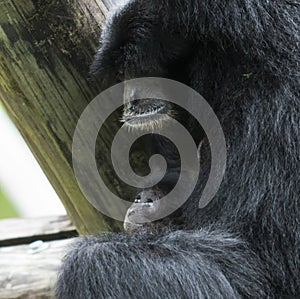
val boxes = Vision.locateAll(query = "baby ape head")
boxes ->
[124,189,162,233]
[124,188,184,233]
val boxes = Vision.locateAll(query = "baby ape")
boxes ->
[56,1,300,298]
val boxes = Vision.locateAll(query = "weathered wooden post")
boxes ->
[0,0,125,234]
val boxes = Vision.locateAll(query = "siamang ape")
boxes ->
[56,1,300,298]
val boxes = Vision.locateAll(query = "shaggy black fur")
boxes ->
[56,1,300,298]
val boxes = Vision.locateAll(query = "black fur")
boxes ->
[56,1,300,298]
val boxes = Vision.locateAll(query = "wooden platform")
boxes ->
[0,216,77,298]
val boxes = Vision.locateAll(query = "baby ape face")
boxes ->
[124,189,164,233]
[124,182,185,233]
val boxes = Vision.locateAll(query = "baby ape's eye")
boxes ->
[145,198,154,207]
[134,195,141,203]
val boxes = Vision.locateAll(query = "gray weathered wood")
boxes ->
[0,239,73,299]
[0,215,77,247]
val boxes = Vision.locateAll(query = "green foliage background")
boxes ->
[0,104,19,219]
[0,186,18,219]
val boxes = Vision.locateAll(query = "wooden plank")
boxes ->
[0,239,74,299]
[0,215,77,247]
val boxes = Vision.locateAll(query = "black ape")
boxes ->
[56,1,300,298]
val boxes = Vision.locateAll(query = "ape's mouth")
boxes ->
[121,99,171,130]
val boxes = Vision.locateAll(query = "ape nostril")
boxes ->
[146,198,153,203]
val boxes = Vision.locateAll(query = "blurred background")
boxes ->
[0,104,66,219]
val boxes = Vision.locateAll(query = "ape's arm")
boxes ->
[55,229,270,299]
